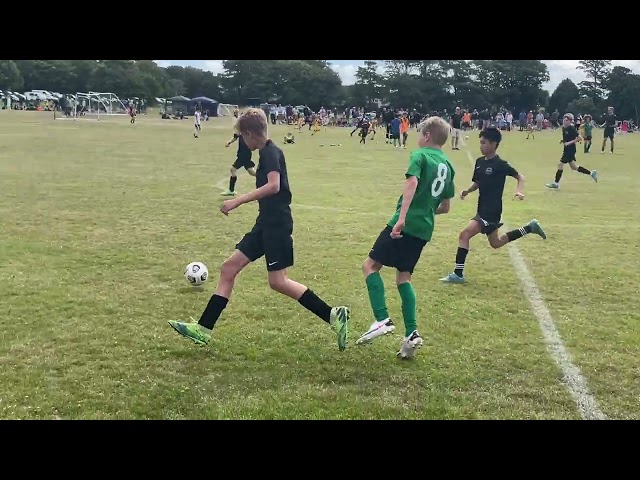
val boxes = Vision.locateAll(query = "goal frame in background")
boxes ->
[73,92,129,120]
[217,103,239,118]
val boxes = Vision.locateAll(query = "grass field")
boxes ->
[1,110,638,420]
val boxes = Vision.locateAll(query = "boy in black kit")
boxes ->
[441,127,547,284]
[545,113,598,189]
[221,130,256,196]
[168,109,350,350]
[359,117,371,145]
[600,106,618,154]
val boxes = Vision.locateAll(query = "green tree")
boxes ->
[353,60,383,106]
[472,60,549,112]
[577,60,612,101]
[567,97,598,116]
[0,60,23,91]
[547,78,580,114]
[604,66,640,122]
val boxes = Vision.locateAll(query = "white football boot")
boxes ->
[396,330,423,359]
[355,319,395,345]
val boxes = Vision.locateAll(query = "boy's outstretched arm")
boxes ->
[460,182,479,199]
[436,198,451,214]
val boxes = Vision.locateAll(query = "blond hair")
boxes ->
[236,108,268,136]
[419,116,449,146]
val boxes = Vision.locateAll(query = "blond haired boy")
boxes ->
[356,117,455,359]
[169,109,350,351]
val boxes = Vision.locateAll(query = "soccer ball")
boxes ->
[184,261,208,286]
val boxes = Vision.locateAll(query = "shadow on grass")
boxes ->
[178,286,207,294]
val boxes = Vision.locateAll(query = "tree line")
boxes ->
[0,60,638,120]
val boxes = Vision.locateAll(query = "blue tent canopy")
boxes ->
[188,96,220,116]
[190,96,217,103]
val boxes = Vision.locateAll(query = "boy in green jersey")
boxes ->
[356,116,455,359]
[582,114,593,153]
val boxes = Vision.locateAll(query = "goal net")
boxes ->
[73,92,129,119]
[217,103,239,118]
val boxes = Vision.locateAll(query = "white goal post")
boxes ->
[217,103,239,117]
[73,92,129,119]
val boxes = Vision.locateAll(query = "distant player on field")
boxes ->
[356,117,455,359]
[221,129,257,196]
[390,114,402,148]
[350,116,364,137]
[311,115,322,135]
[525,111,534,139]
[359,116,371,145]
[193,109,201,138]
[600,106,618,154]
[441,127,547,284]
[450,106,462,150]
[383,108,394,143]
[168,109,350,350]
[581,114,593,153]
[545,114,598,189]
[400,114,410,148]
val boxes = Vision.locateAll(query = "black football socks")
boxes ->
[198,289,333,330]
[298,289,332,323]
[555,169,563,183]
[506,224,533,242]
[454,247,469,278]
[198,294,229,330]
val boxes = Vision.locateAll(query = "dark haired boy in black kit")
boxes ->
[441,127,547,284]
[383,108,395,143]
[545,113,598,189]
[350,116,364,137]
[600,106,618,154]
[221,131,256,196]
[169,109,350,350]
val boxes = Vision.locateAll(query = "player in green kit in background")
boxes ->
[582,114,593,153]
[356,117,455,359]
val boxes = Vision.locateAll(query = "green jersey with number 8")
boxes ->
[387,147,455,242]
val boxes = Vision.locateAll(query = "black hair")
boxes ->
[479,126,502,147]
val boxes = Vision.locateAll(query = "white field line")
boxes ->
[213,138,606,419]
[214,174,379,216]
[459,136,606,420]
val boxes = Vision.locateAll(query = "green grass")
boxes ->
[1,111,638,419]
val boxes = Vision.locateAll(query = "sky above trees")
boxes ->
[156,60,640,93]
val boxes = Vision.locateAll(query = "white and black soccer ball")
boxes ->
[184,261,208,286]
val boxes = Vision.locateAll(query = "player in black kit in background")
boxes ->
[600,106,618,154]
[359,117,371,145]
[440,127,547,283]
[350,116,364,137]
[383,108,394,143]
[221,131,256,196]
[168,109,351,351]
[546,113,598,189]
[450,107,463,150]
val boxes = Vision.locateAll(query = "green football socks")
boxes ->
[366,272,389,322]
[397,282,417,336]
